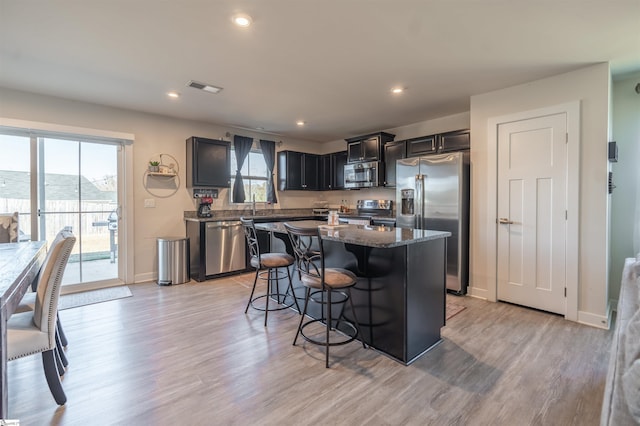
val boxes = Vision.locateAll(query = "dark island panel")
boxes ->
[258,222,449,365]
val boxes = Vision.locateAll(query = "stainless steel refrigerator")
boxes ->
[396,151,470,294]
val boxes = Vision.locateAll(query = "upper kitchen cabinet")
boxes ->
[438,129,470,152]
[320,151,348,190]
[186,136,231,187]
[277,150,319,190]
[383,140,406,187]
[405,130,470,157]
[406,135,437,157]
[345,132,395,163]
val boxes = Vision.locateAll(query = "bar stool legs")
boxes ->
[285,222,367,368]
[245,264,300,326]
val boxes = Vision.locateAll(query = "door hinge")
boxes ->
[565,133,568,143]
[565,210,568,220]
[564,287,567,297]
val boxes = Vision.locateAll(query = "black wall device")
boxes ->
[609,172,616,194]
[608,141,618,162]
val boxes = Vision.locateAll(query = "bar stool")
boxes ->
[240,218,301,326]
[284,222,366,368]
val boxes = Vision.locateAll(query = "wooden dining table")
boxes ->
[0,241,47,419]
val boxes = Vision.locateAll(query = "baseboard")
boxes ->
[134,272,156,284]
[467,285,489,300]
[577,309,610,330]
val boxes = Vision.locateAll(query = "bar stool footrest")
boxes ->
[298,318,359,347]
[249,293,296,312]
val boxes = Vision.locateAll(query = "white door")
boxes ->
[497,113,567,314]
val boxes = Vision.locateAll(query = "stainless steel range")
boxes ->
[338,199,395,226]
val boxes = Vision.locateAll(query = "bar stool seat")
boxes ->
[285,222,366,368]
[250,253,294,269]
[300,268,357,289]
[241,217,301,326]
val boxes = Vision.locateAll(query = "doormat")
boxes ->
[59,286,132,310]
[446,302,466,320]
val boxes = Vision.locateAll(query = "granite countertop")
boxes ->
[255,220,450,248]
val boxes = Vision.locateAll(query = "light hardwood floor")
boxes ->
[8,273,612,425]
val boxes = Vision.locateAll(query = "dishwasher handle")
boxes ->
[206,221,241,229]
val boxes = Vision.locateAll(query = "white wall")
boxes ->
[609,71,640,302]
[0,87,472,281]
[321,112,470,154]
[0,87,324,282]
[469,63,611,327]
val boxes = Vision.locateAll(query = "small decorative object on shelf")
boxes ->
[149,161,160,172]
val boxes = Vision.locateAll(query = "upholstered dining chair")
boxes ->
[284,222,366,368]
[14,230,72,370]
[7,229,75,405]
[240,217,301,326]
[0,212,19,243]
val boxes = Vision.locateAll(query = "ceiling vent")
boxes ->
[186,80,223,94]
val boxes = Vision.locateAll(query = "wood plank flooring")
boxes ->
[7,273,613,425]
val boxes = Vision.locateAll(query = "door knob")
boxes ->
[498,218,514,224]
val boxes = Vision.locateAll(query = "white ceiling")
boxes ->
[1,1,639,142]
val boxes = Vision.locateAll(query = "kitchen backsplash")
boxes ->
[195,186,395,213]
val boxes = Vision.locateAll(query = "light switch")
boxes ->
[144,198,156,208]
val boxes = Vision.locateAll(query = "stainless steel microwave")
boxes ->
[344,161,383,189]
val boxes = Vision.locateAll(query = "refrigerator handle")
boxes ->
[415,174,422,229]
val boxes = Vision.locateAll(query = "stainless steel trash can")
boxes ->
[157,236,190,285]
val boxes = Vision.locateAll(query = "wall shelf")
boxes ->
[143,153,180,198]
[146,171,177,178]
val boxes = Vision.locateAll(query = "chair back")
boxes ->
[240,217,261,261]
[33,230,76,346]
[0,212,19,243]
[284,223,324,286]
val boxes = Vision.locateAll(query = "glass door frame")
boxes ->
[0,119,134,292]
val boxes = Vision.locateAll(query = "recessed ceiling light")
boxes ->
[256,127,264,130]
[391,87,405,94]
[167,91,180,99]
[186,80,223,94]
[296,121,305,126]
[232,13,253,27]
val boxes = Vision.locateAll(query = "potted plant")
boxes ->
[149,161,160,172]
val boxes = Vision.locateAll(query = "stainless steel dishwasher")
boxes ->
[205,221,246,276]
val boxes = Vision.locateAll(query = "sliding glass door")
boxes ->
[0,133,123,290]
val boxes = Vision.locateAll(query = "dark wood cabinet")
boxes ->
[277,150,319,190]
[186,137,231,187]
[320,154,331,190]
[320,151,347,190]
[438,129,470,152]
[406,135,437,157]
[383,140,406,187]
[332,151,347,190]
[346,132,395,163]
[406,130,470,157]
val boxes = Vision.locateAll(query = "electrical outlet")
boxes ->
[144,198,156,208]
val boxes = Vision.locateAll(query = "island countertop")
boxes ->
[255,220,450,249]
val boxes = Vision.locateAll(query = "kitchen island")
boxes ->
[255,220,450,365]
